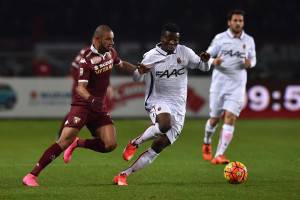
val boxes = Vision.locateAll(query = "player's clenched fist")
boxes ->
[244,58,251,69]
[199,52,211,62]
[213,57,223,66]
[137,63,150,74]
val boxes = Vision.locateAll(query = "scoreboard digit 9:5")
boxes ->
[241,83,300,118]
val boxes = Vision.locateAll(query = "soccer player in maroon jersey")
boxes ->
[57,46,114,138]
[22,25,147,187]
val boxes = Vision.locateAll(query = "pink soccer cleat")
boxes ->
[113,173,128,186]
[63,137,79,163]
[211,155,230,165]
[22,173,39,187]
[202,143,212,161]
[122,141,138,161]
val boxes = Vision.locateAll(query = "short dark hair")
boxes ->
[227,9,245,21]
[93,25,112,38]
[161,23,180,35]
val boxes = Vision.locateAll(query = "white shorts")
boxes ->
[209,92,244,117]
[148,103,184,144]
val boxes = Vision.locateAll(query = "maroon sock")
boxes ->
[31,143,63,176]
[78,138,110,153]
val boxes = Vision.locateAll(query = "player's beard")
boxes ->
[232,25,242,35]
[99,43,110,53]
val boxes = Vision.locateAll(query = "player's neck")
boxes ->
[97,47,109,54]
[230,29,242,38]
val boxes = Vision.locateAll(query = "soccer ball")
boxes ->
[224,161,248,184]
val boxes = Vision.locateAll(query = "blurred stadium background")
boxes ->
[0,0,299,199]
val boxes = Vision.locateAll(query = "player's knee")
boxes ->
[151,135,171,153]
[157,113,172,133]
[103,142,117,152]
[224,112,236,125]
[209,118,219,127]
[158,124,172,133]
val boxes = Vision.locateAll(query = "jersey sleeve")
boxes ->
[185,46,210,71]
[247,37,257,68]
[78,58,91,83]
[207,35,221,58]
[141,51,154,66]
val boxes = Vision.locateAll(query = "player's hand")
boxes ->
[88,96,103,112]
[137,63,150,74]
[244,58,251,69]
[213,57,223,66]
[199,52,210,62]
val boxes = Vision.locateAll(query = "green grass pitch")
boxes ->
[0,119,299,200]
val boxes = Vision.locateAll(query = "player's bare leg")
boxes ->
[123,113,171,161]
[202,117,219,160]
[57,114,68,139]
[64,124,117,163]
[115,113,172,186]
[23,127,79,186]
[212,111,236,164]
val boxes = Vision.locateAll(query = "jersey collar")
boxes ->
[90,44,106,56]
[227,29,245,39]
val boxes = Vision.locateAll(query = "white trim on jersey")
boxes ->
[115,60,122,66]
[90,45,104,56]
[226,29,245,39]
[78,80,88,83]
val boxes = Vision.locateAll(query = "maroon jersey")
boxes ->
[71,45,121,108]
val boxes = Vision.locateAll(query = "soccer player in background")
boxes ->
[113,23,211,186]
[201,10,256,164]
[23,25,148,186]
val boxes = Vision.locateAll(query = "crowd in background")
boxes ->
[0,0,299,80]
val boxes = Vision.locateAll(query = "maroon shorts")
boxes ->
[63,106,113,137]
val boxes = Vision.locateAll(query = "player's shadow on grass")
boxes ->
[131,180,226,186]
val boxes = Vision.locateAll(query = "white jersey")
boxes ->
[140,44,210,116]
[207,29,256,93]
[207,29,256,117]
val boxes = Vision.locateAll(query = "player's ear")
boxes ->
[227,20,231,27]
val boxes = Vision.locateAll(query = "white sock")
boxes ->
[203,120,217,144]
[215,124,234,157]
[122,148,158,176]
[132,123,162,146]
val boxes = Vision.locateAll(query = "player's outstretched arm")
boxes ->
[118,61,136,74]
[118,61,150,74]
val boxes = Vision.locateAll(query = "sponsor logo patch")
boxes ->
[91,56,103,64]
[73,116,81,124]
[79,58,86,64]
[177,57,182,64]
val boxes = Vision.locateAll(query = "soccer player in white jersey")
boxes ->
[113,23,211,185]
[202,10,256,164]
